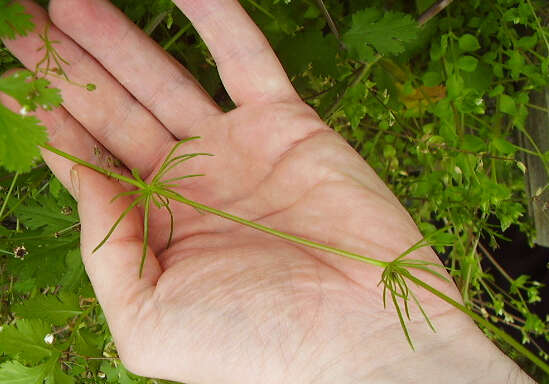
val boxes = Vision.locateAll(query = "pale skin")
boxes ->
[2,1,534,383]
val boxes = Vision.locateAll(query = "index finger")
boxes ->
[174,0,299,106]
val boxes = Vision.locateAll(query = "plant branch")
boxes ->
[405,272,549,374]
[314,0,342,44]
[40,143,142,189]
[418,0,455,26]
[159,189,387,268]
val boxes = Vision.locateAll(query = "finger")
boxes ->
[0,69,126,193]
[173,0,299,106]
[48,0,221,138]
[74,165,161,338]
[3,1,176,177]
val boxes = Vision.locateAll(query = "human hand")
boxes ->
[3,1,533,383]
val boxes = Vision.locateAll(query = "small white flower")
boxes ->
[475,98,484,106]
[19,106,29,116]
[97,371,106,379]
[44,334,54,344]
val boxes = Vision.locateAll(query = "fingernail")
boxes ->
[71,166,80,201]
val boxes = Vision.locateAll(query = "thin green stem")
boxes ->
[525,0,549,54]
[163,23,192,51]
[0,172,19,220]
[159,189,387,268]
[405,272,549,375]
[315,0,341,43]
[527,103,549,114]
[41,143,141,188]
[243,0,275,20]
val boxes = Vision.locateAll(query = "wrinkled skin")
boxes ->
[2,1,531,383]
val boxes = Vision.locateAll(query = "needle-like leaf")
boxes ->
[93,196,145,253]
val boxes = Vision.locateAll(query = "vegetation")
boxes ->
[0,0,548,382]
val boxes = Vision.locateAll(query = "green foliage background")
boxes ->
[0,0,548,382]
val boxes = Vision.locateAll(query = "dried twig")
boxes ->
[418,0,455,26]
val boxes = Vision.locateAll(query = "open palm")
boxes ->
[3,1,520,383]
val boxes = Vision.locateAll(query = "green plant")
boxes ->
[1,0,548,382]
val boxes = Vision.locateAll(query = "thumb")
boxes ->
[71,165,161,329]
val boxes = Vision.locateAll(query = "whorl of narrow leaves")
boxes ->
[0,0,35,39]
[343,8,418,62]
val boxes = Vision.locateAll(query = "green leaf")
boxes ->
[0,71,63,112]
[516,35,538,50]
[458,34,480,52]
[506,50,524,79]
[13,293,82,326]
[492,137,516,155]
[0,319,53,364]
[456,56,479,72]
[462,134,486,152]
[15,194,78,232]
[343,8,418,61]
[0,360,49,384]
[0,356,73,384]
[499,94,517,115]
[0,103,47,172]
[101,362,139,384]
[278,30,339,77]
[0,0,35,39]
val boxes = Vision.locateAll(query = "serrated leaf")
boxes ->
[344,8,418,61]
[0,319,53,364]
[100,362,139,384]
[13,293,82,326]
[0,0,35,39]
[0,103,47,172]
[6,236,79,290]
[59,248,88,294]
[0,355,71,384]
[0,360,48,384]
[15,194,78,232]
[0,71,63,112]
[45,365,74,384]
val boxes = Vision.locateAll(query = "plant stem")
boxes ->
[406,272,549,375]
[314,0,341,43]
[160,189,387,268]
[243,0,275,20]
[417,0,454,26]
[40,144,141,189]
[525,0,549,54]
[0,172,19,220]
[144,11,168,35]
[163,23,192,51]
